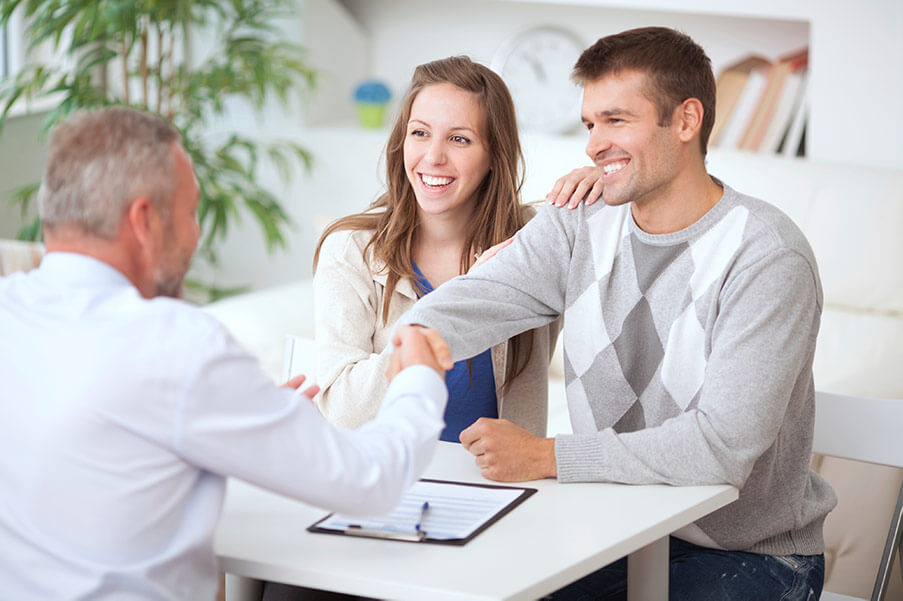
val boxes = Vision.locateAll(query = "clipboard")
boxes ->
[307,478,536,545]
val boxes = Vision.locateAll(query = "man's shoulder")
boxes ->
[138,295,229,344]
[727,187,814,258]
[717,186,819,288]
[530,198,621,230]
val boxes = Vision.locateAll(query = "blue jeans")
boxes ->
[548,537,825,601]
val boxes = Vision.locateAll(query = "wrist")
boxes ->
[543,437,557,478]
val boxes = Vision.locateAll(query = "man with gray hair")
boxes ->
[0,106,452,600]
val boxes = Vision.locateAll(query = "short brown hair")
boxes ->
[38,107,181,237]
[572,27,716,155]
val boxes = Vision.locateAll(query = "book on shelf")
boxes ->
[713,48,809,156]
[761,69,808,154]
[778,80,809,157]
[710,55,771,147]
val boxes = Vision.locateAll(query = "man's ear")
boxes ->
[674,98,704,144]
[125,196,156,253]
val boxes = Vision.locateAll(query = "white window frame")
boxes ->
[1,8,25,81]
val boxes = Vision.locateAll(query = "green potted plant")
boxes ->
[0,0,315,300]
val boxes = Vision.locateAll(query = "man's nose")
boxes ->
[585,128,612,164]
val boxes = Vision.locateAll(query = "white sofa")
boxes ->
[202,148,903,599]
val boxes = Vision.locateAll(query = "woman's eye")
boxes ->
[451,135,470,144]
[410,129,428,137]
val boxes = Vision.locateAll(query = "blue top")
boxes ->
[412,263,498,442]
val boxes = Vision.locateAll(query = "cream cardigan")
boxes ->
[313,228,559,436]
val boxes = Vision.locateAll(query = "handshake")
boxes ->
[385,325,454,382]
[284,325,451,400]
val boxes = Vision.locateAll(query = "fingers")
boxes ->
[567,175,605,209]
[280,374,307,390]
[459,417,497,454]
[581,176,605,207]
[281,375,319,404]
[423,328,453,370]
[387,325,452,380]
[546,174,570,207]
[459,419,482,450]
[385,350,402,383]
[301,384,320,401]
[546,167,604,208]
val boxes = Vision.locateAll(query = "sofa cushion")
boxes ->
[0,239,44,275]
[201,280,315,383]
[806,182,903,316]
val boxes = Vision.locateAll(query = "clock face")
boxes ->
[491,27,584,134]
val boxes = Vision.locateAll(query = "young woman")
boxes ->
[312,56,594,442]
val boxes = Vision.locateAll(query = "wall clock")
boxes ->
[491,26,585,134]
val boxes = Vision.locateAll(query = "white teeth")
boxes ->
[421,174,453,187]
[603,161,627,176]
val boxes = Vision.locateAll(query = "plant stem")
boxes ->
[156,25,164,114]
[121,38,129,104]
[140,22,148,108]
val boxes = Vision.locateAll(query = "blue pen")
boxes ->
[415,501,430,533]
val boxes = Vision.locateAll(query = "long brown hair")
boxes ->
[313,55,534,391]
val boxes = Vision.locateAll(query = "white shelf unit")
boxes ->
[300,0,903,170]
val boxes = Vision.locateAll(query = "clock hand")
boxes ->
[524,54,546,82]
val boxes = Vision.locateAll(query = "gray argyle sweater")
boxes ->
[400,183,837,555]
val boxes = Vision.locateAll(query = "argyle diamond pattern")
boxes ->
[562,204,750,434]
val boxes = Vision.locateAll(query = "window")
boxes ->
[1,9,25,82]
[0,23,8,79]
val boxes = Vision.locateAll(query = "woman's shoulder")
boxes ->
[319,227,377,268]
[322,227,375,251]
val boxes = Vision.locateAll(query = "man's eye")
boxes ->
[584,122,594,131]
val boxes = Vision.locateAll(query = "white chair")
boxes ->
[814,391,903,601]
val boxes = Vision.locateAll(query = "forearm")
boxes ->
[183,344,447,516]
[400,205,571,360]
[301,365,449,515]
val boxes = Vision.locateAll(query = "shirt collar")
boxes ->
[371,267,419,301]
[38,252,136,291]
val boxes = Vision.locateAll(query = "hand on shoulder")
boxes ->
[546,166,604,209]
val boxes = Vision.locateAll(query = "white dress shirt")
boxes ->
[0,253,447,600]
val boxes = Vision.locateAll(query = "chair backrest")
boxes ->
[813,391,903,468]
[814,390,903,601]
[281,334,318,385]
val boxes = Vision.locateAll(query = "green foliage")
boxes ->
[0,0,315,298]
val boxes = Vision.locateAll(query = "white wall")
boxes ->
[2,0,901,292]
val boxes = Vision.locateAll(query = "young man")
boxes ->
[398,27,835,599]
[0,106,452,600]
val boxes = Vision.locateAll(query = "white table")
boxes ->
[215,442,737,601]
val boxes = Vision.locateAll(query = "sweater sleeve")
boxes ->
[313,231,393,429]
[400,205,572,361]
[555,248,821,487]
